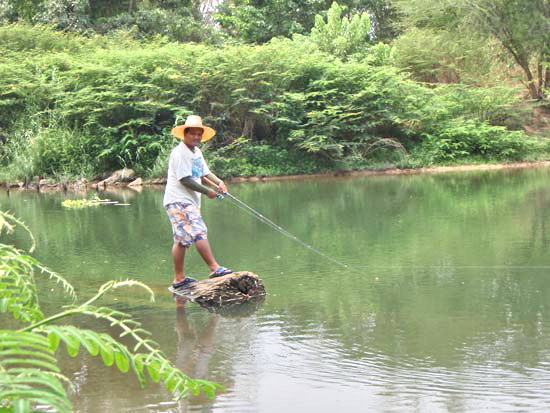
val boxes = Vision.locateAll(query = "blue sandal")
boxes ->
[208,267,233,279]
[172,277,197,289]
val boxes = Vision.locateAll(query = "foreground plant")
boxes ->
[0,211,221,412]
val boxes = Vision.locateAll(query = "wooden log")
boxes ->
[169,271,265,308]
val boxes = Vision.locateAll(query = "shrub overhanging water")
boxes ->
[0,24,541,180]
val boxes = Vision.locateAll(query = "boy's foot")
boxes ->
[208,267,233,279]
[172,277,197,289]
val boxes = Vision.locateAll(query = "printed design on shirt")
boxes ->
[191,156,203,177]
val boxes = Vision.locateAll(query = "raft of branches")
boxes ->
[171,271,265,308]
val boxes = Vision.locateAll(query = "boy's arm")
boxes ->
[179,177,214,196]
[204,173,227,193]
[204,173,222,185]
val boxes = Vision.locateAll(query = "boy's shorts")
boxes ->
[165,202,208,248]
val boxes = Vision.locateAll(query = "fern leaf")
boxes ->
[0,349,58,365]
[25,257,76,302]
[100,343,115,366]
[98,279,155,303]
[0,331,71,413]
[0,211,35,253]
[78,330,100,356]
[1,358,61,373]
[0,388,70,413]
[0,244,76,324]
[37,326,134,376]
[114,351,130,373]
[71,306,223,399]
[0,246,43,323]
[0,212,76,308]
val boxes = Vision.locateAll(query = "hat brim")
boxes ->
[171,125,216,142]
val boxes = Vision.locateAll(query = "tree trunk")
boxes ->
[517,59,540,100]
[170,271,266,308]
[543,65,550,101]
[484,4,544,101]
[242,117,255,138]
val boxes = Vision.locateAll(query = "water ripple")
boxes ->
[221,313,550,413]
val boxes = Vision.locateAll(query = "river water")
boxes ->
[2,167,550,412]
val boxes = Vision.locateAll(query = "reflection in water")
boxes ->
[4,167,550,412]
[208,297,266,318]
[174,297,218,413]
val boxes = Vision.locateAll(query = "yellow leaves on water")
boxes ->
[61,196,130,209]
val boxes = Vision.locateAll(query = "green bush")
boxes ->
[415,119,538,164]
[7,125,96,178]
[393,27,497,84]
[0,24,541,180]
[95,9,221,44]
[309,2,371,60]
[286,62,424,159]
[2,110,100,178]
[423,84,524,126]
[207,139,329,177]
[0,23,90,53]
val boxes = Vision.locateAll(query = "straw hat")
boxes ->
[171,115,216,142]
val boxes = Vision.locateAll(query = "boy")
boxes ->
[164,115,232,289]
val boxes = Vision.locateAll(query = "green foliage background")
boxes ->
[0,0,547,181]
[0,23,542,180]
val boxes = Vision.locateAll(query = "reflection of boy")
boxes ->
[175,298,219,377]
[174,297,219,413]
[164,115,232,290]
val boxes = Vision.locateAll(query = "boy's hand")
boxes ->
[217,181,228,194]
[207,189,217,199]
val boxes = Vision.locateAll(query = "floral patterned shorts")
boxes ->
[165,202,208,247]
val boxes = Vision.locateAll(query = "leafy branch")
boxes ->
[0,210,36,253]
[0,331,71,413]
[0,212,222,412]
[20,279,222,399]
[1,212,76,324]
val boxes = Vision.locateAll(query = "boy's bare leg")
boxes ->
[172,242,187,283]
[195,239,220,273]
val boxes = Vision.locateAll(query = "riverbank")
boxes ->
[229,160,550,181]
[3,160,550,193]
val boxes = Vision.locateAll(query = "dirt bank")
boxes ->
[228,160,550,182]
[2,160,550,192]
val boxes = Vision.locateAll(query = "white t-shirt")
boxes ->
[163,142,211,208]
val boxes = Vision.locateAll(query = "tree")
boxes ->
[465,0,549,101]
[0,0,219,43]
[32,0,91,31]
[345,0,399,41]
[215,0,333,43]
[214,0,399,44]
[2,0,402,43]
[392,27,498,84]
[309,1,371,59]
[395,0,550,101]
